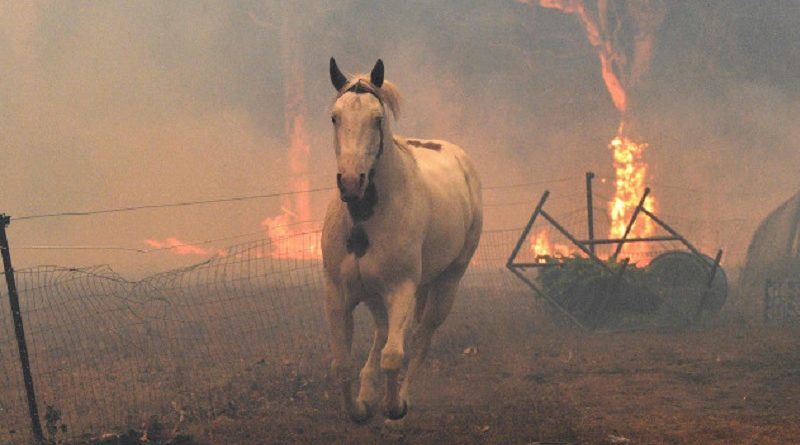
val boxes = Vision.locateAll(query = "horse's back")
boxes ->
[399,136,481,212]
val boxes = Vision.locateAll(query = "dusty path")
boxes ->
[193,319,800,444]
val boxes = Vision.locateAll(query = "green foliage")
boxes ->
[537,256,651,294]
[536,256,659,328]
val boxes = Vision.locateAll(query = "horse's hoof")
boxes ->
[382,416,407,431]
[350,401,374,424]
[384,400,408,420]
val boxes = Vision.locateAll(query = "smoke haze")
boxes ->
[1,1,798,276]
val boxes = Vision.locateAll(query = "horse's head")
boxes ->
[329,58,399,203]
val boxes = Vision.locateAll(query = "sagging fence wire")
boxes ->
[7,177,582,255]
[0,228,536,444]
[10,207,756,259]
[13,176,579,222]
[12,187,337,222]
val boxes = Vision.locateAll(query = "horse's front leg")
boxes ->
[380,280,416,420]
[357,298,388,416]
[324,279,371,423]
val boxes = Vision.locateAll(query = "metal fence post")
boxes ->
[585,171,595,255]
[0,214,44,444]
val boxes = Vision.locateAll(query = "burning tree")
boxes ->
[146,1,324,260]
[521,0,667,263]
[253,0,320,259]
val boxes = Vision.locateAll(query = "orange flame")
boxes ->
[532,0,630,113]
[144,237,226,256]
[530,230,573,263]
[144,92,321,260]
[521,0,664,264]
[260,208,321,260]
[608,124,656,262]
[258,110,322,260]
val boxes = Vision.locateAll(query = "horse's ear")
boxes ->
[330,57,348,91]
[370,59,384,88]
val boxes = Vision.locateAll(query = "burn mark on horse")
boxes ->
[346,171,378,222]
[407,139,442,151]
[346,225,369,258]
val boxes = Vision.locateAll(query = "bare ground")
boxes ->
[182,317,800,445]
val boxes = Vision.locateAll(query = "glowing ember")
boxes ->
[530,230,573,262]
[144,237,225,256]
[608,124,656,261]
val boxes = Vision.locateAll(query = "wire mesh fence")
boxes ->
[0,228,533,444]
[764,280,800,324]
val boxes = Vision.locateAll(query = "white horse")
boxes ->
[322,58,483,422]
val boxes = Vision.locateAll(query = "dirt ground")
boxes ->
[176,314,800,445]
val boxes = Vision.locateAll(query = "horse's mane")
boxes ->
[339,74,402,120]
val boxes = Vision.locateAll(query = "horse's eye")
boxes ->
[331,116,337,124]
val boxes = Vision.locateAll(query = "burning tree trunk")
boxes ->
[253,0,321,259]
[533,0,666,114]
[142,1,322,259]
[521,0,666,262]
[277,0,312,227]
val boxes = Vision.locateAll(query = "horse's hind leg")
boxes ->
[400,264,465,405]
[324,278,371,423]
[356,298,388,416]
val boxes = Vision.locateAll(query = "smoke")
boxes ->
[1,1,798,276]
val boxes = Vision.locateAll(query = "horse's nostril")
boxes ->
[359,173,366,186]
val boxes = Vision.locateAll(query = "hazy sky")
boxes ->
[1,1,798,275]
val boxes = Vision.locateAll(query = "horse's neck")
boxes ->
[372,130,412,209]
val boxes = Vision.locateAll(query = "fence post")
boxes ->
[0,214,44,444]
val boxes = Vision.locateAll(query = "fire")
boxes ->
[608,126,656,238]
[146,4,321,261]
[144,47,321,260]
[530,230,573,262]
[529,0,665,115]
[144,237,225,256]
[261,107,323,260]
[608,124,656,262]
[260,207,321,260]
[521,0,665,264]
[254,101,322,261]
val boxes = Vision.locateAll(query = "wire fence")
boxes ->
[0,228,534,444]
[0,177,769,443]
[763,280,800,325]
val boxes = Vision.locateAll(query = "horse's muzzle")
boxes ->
[337,172,367,203]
